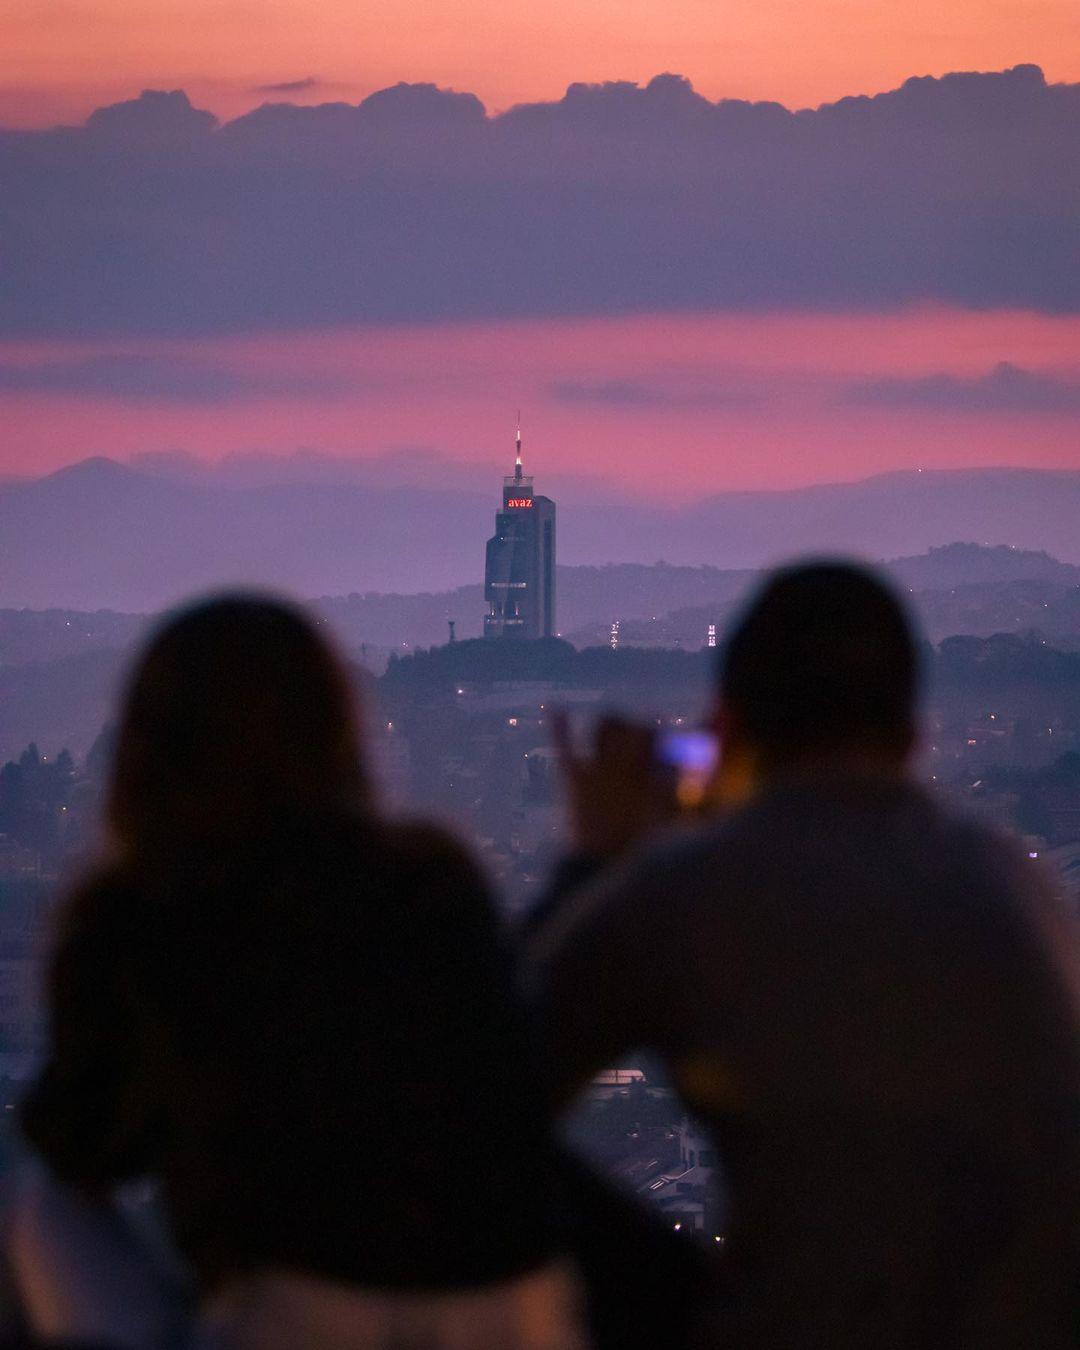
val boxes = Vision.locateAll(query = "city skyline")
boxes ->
[484,423,557,638]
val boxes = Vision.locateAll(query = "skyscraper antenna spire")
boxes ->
[514,410,523,482]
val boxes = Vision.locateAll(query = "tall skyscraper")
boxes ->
[483,422,556,639]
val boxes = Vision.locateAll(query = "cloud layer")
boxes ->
[0,65,1077,338]
[0,352,344,402]
[548,373,765,410]
[252,79,326,95]
[843,361,1080,413]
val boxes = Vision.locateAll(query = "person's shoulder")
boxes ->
[40,863,143,1006]
[63,858,134,902]
[632,812,750,887]
[899,794,1080,954]
[54,862,139,942]
[532,818,732,956]
[362,817,495,917]
[916,792,1039,882]
[374,817,484,878]
[619,813,751,901]
[257,811,482,883]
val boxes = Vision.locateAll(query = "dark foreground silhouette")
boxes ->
[529,562,1080,1349]
[7,597,606,1349]
[5,567,1077,1349]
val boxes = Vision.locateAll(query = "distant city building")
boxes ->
[483,422,556,639]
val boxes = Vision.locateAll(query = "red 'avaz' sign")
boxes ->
[506,497,534,508]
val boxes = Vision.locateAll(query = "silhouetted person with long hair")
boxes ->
[16,595,585,1349]
[529,561,1080,1349]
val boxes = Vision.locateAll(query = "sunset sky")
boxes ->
[2,1,1078,498]
[4,0,1080,127]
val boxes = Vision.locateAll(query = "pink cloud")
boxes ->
[3,308,1080,495]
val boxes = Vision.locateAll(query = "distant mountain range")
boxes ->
[5,458,1080,611]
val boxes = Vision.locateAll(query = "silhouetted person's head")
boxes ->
[107,594,367,860]
[717,561,919,788]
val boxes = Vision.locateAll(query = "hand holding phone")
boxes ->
[655,729,720,809]
[551,711,681,859]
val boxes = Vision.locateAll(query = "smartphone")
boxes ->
[655,729,719,807]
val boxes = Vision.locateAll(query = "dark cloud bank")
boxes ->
[844,362,1080,413]
[0,352,344,402]
[4,352,1079,414]
[252,78,326,95]
[548,374,765,410]
[1,65,1078,338]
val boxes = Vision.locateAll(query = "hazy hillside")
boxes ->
[0,648,127,765]
[2,541,1079,762]
[5,458,1080,611]
[3,542,1076,665]
[313,564,757,648]
[0,608,148,666]
[560,544,1080,648]
[887,543,1080,591]
[0,458,495,610]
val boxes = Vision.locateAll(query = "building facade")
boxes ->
[483,426,556,639]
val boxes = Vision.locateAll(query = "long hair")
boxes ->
[106,593,368,862]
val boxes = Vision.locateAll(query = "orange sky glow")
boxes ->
[3,3,1078,495]
[1,0,1078,127]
